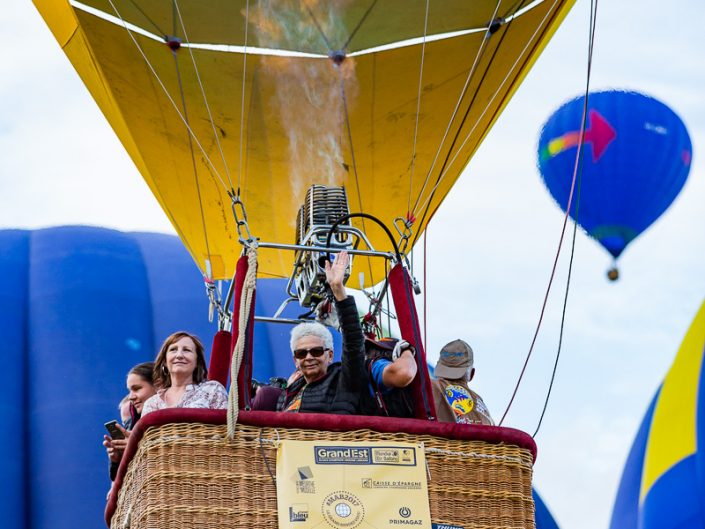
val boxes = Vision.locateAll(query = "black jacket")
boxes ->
[278,296,366,415]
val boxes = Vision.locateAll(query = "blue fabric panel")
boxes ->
[538,90,692,258]
[609,389,660,529]
[0,230,29,529]
[130,232,214,357]
[533,488,560,529]
[27,227,155,529]
[640,455,701,529]
[696,338,705,524]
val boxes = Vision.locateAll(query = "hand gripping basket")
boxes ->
[107,410,536,529]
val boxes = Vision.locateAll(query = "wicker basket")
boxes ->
[110,420,535,529]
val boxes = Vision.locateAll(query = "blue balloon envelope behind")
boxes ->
[534,489,561,529]
[538,90,692,259]
[0,226,317,529]
[609,300,705,529]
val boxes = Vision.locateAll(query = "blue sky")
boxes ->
[2,1,704,528]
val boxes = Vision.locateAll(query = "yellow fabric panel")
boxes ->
[640,300,705,501]
[34,0,574,282]
[33,0,77,47]
[79,0,545,53]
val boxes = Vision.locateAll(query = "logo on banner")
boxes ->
[322,491,365,529]
[289,504,309,522]
[315,447,371,464]
[294,466,316,494]
[390,506,423,525]
[360,478,422,490]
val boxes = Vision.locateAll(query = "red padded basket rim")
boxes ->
[106,409,536,525]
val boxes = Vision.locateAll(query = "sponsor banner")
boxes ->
[276,440,431,529]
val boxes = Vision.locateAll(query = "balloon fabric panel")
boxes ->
[34,0,576,282]
[609,300,705,529]
[608,390,659,529]
[0,230,29,529]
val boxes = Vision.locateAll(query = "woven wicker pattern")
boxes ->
[111,423,535,529]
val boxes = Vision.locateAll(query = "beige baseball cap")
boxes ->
[434,339,474,379]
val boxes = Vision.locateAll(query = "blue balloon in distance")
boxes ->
[537,90,692,259]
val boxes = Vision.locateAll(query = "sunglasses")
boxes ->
[293,346,329,359]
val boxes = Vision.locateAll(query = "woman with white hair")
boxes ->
[277,251,366,414]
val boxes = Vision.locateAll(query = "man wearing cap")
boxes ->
[431,339,494,425]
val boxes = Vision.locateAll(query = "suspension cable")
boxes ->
[339,71,375,286]
[500,0,599,427]
[410,0,504,215]
[127,0,166,37]
[411,0,562,224]
[171,39,213,272]
[305,4,334,52]
[238,0,251,194]
[532,0,599,439]
[342,0,380,51]
[174,0,235,192]
[106,0,231,195]
[407,0,431,216]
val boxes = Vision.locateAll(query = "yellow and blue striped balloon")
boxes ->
[610,300,705,528]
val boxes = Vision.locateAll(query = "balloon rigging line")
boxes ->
[128,0,166,37]
[101,0,221,268]
[238,0,251,194]
[342,0,380,51]
[532,0,599,439]
[499,0,599,428]
[411,0,561,225]
[174,0,235,193]
[423,230,428,352]
[305,5,334,52]
[409,0,504,217]
[410,0,530,246]
[105,0,232,197]
[171,42,214,272]
[72,0,548,59]
[339,72,376,286]
[407,0,431,216]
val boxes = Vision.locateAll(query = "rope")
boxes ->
[105,0,231,194]
[227,247,258,438]
[531,0,599,439]
[407,0,431,216]
[410,0,503,215]
[500,0,599,428]
[171,47,214,274]
[339,74,375,285]
[174,0,235,192]
[342,0,379,50]
[411,0,562,224]
[238,0,251,193]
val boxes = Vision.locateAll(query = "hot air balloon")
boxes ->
[31,2,576,528]
[609,300,705,529]
[34,0,576,285]
[537,90,692,280]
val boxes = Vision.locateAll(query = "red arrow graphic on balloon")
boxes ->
[541,109,617,162]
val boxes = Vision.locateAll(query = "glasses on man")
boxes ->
[293,347,329,359]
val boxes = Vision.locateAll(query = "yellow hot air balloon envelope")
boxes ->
[33,0,575,284]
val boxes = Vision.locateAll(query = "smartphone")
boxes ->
[104,420,125,440]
